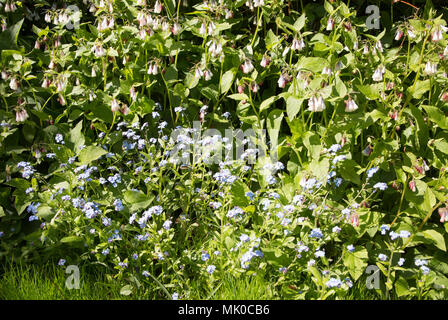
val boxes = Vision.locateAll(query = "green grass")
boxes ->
[0,262,277,300]
[200,274,275,300]
[0,262,128,300]
[0,262,384,300]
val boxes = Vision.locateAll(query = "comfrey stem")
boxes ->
[390,176,408,228]
[250,7,262,48]
[104,111,117,143]
[385,249,395,300]
[401,201,444,250]
[102,57,107,91]
[410,32,430,93]
[160,71,174,124]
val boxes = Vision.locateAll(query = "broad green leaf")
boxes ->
[286,96,303,120]
[422,229,446,251]
[338,159,361,185]
[78,146,108,165]
[434,139,448,154]
[22,124,36,144]
[343,248,368,280]
[185,72,199,89]
[230,180,250,207]
[408,80,430,99]
[220,69,236,94]
[395,276,410,297]
[356,84,382,100]
[293,14,307,32]
[227,93,249,101]
[5,178,30,190]
[0,19,24,50]
[297,57,329,73]
[69,120,85,153]
[165,66,178,83]
[303,132,322,160]
[267,109,284,155]
[260,95,279,113]
[265,30,279,50]
[422,105,448,129]
[335,76,347,98]
[0,206,4,217]
[309,158,330,182]
[60,236,83,245]
[37,206,54,220]
[124,190,154,211]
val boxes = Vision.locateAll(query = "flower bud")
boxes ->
[111,98,120,112]
[16,108,29,122]
[154,0,162,13]
[344,98,358,112]
[9,77,19,91]
[326,17,334,31]
[395,29,403,41]
[409,180,416,192]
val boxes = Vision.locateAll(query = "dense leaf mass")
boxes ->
[0,0,448,299]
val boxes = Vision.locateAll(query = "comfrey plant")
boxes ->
[0,0,448,300]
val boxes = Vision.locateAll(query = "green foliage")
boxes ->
[0,0,448,300]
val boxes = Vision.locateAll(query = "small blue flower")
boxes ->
[328,144,342,154]
[373,182,388,191]
[227,206,244,219]
[206,265,216,274]
[399,230,411,238]
[58,259,66,266]
[113,199,124,212]
[201,252,210,261]
[347,244,355,252]
[345,278,353,288]
[245,191,255,201]
[55,134,64,144]
[326,278,342,288]
[366,167,379,179]
[389,231,400,240]
[209,201,222,209]
[332,155,346,164]
[380,224,390,235]
[240,234,250,243]
[378,254,388,261]
[398,258,405,266]
[415,259,427,267]
[27,202,40,214]
[421,266,430,275]
[163,220,172,230]
[315,249,325,258]
[102,217,112,227]
[309,228,323,239]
